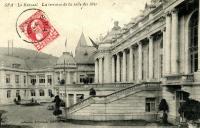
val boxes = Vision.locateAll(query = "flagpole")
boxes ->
[64,59,67,119]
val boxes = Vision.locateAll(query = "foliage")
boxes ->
[179,99,200,121]
[53,95,62,116]
[159,99,169,112]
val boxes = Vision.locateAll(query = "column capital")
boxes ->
[129,46,133,51]
[171,8,178,14]
[161,27,166,32]
[165,11,171,17]
[137,41,142,46]
[148,35,153,40]
[123,49,126,53]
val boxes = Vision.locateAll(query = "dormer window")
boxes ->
[12,64,21,68]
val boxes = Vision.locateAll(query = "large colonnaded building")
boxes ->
[65,0,200,124]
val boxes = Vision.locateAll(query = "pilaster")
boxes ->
[95,59,99,83]
[138,42,143,81]
[99,57,103,83]
[148,36,154,80]
[111,56,115,82]
[165,12,172,75]
[122,50,127,82]
[171,9,179,74]
[116,53,120,82]
[129,46,133,82]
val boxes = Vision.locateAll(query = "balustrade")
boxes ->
[165,74,194,84]
[66,82,160,114]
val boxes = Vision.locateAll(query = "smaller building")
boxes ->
[0,33,96,105]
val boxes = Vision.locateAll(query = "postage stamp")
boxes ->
[18,9,59,51]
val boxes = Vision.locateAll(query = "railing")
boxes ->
[66,82,160,114]
[165,74,194,84]
[66,96,95,113]
[55,82,134,89]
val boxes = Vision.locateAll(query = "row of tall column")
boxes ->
[110,37,154,83]
[95,36,157,83]
[164,9,179,75]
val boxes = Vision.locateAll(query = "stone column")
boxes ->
[59,71,62,81]
[171,9,179,74]
[122,50,127,82]
[99,58,103,83]
[73,72,77,84]
[116,53,120,82]
[165,12,171,75]
[111,56,115,82]
[149,36,154,80]
[103,54,111,83]
[74,93,77,104]
[95,59,99,83]
[129,46,133,82]
[162,28,166,75]
[138,43,143,81]
[66,94,69,107]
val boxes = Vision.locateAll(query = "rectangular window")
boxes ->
[7,90,11,98]
[47,75,52,85]
[30,75,36,85]
[80,75,85,83]
[145,98,156,112]
[24,76,26,84]
[88,74,94,83]
[39,75,45,84]
[15,75,20,83]
[6,74,10,83]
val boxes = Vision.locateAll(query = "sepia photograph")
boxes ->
[0,0,199,127]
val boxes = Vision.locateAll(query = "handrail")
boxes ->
[66,82,160,114]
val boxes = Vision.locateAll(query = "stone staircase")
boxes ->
[66,82,161,121]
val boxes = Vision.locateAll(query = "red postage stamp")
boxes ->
[18,10,59,51]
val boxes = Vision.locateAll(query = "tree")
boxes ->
[0,110,7,126]
[158,99,169,124]
[53,95,62,116]
[179,99,200,121]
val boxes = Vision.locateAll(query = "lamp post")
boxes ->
[63,59,67,119]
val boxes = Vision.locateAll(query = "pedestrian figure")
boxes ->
[89,88,96,96]
[53,95,62,116]
[17,95,21,102]
[79,95,84,101]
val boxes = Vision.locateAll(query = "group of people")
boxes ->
[52,87,96,116]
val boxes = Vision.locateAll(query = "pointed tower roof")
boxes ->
[76,32,87,47]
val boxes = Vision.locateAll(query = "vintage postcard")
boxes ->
[0,0,199,128]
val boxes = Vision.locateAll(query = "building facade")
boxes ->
[88,0,200,123]
[0,33,96,105]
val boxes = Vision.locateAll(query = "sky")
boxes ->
[0,0,151,57]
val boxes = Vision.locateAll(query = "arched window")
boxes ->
[189,11,198,73]
[31,90,36,96]
[48,89,52,97]
[39,89,45,96]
